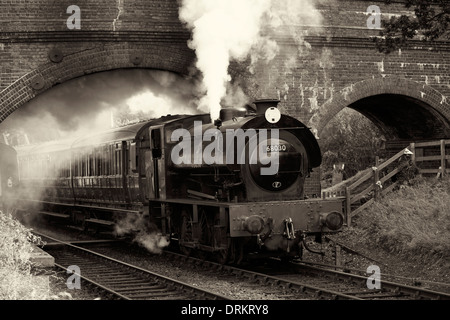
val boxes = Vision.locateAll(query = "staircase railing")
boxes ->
[322,139,449,227]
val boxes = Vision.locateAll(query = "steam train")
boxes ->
[13,99,344,263]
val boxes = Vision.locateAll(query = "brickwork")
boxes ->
[0,42,194,122]
[230,0,450,139]
[1,0,450,195]
[308,77,450,137]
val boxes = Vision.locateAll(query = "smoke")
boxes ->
[115,213,169,254]
[0,69,198,250]
[179,0,323,120]
[179,0,272,120]
[0,69,201,145]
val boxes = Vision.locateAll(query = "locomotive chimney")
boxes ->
[253,99,280,114]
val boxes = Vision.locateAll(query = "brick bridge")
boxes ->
[1,0,449,195]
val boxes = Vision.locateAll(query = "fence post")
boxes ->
[345,187,351,227]
[441,140,446,177]
[374,168,380,201]
[410,143,416,165]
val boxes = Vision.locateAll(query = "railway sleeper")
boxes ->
[356,292,405,299]
[114,285,168,293]
[108,282,160,288]
[93,277,148,283]
[107,281,155,287]
[125,290,180,299]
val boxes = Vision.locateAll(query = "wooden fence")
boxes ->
[411,139,450,177]
[322,139,450,227]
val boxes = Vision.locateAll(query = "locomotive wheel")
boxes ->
[179,210,193,256]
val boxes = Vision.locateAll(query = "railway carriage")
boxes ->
[14,99,344,263]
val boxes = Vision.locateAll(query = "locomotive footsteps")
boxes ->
[170,121,280,175]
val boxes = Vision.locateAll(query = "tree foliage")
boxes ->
[375,0,450,54]
[319,109,386,181]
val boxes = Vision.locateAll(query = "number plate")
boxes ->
[266,145,287,152]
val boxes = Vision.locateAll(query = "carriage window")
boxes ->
[115,146,122,175]
[151,129,162,159]
[95,148,102,176]
[108,144,114,175]
[77,153,81,176]
[73,154,77,176]
[82,153,87,176]
[89,152,94,176]
[130,142,136,172]
[107,145,111,175]
[101,146,107,176]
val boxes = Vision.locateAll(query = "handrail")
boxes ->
[413,139,450,148]
[347,170,373,192]
[323,139,449,227]
[376,147,410,171]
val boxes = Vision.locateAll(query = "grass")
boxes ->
[355,176,450,262]
[0,210,50,300]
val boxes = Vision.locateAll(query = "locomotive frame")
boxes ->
[14,100,345,263]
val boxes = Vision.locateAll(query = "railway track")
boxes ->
[160,251,450,300]
[284,261,450,300]
[33,230,450,300]
[35,233,231,300]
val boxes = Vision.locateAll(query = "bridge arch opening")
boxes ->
[317,91,450,185]
[347,94,450,141]
[0,44,196,124]
[309,77,450,143]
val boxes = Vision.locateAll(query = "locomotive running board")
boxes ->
[156,198,344,238]
[157,198,231,207]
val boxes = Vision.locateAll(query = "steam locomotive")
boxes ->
[14,99,344,263]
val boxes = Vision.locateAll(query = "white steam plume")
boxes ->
[179,0,274,121]
[179,0,323,121]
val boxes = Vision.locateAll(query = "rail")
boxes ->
[36,232,231,300]
[322,139,450,226]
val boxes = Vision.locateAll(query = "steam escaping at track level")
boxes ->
[178,0,323,121]
[115,214,169,254]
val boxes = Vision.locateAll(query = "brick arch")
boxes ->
[0,43,195,123]
[308,77,450,138]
